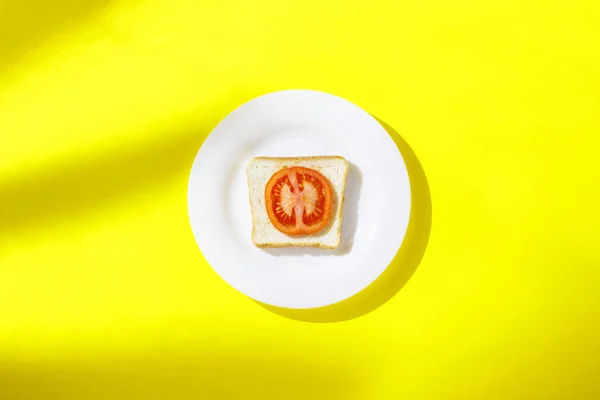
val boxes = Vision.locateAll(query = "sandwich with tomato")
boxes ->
[246,156,349,249]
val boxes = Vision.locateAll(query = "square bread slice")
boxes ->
[247,156,349,249]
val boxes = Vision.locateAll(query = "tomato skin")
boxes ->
[265,166,333,235]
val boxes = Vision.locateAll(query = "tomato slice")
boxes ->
[265,166,333,235]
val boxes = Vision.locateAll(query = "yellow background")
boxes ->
[1,0,599,398]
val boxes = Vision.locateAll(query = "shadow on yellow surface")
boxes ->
[0,115,216,246]
[0,349,363,399]
[0,0,117,81]
[261,118,432,322]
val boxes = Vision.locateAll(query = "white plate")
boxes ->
[188,90,411,309]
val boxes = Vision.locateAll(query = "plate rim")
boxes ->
[187,89,412,309]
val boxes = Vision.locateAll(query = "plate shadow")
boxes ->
[259,117,432,322]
